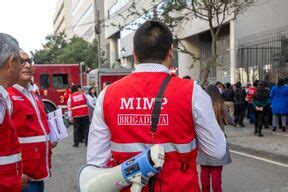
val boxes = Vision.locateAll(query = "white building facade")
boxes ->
[103,0,288,83]
[54,0,288,83]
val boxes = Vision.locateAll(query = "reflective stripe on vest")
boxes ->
[71,104,88,110]
[18,135,49,144]
[0,153,21,165]
[111,139,197,153]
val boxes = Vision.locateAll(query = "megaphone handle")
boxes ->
[130,183,143,192]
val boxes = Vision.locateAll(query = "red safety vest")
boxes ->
[70,92,89,118]
[103,72,199,192]
[0,98,22,191]
[247,87,256,103]
[8,87,51,180]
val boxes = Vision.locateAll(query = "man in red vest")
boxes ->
[87,21,227,191]
[0,33,24,192]
[8,50,56,192]
[67,85,90,147]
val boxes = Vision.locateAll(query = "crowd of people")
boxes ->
[215,79,288,137]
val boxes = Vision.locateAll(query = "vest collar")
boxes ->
[0,85,13,115]
[12,84,34,95]
[0,85,9,101]
[133,63,171,74]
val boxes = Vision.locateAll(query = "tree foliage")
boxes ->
[31,33,101,69]
[115,0,253,83]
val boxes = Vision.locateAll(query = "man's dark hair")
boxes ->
[183,75,191,79]
[71,85,78,93]
[253,80,259,87]
[235,82,242,88]
[225,82,231,89]
[215,81,221,86]
[133,20,173,63]
[277,78,285,86]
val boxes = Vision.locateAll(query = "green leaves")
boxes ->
[31,33,101,69]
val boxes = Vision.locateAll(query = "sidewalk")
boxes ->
[226,121,288,164]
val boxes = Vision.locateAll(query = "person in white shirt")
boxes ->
[86,86,97,121]
[87,20,226,191]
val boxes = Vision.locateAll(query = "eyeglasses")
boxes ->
[20,58,32,65]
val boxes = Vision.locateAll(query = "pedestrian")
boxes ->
[0,33,27,192]
[234,82,247,127]
[86,86,97,121]
[197,84,232,192]
[221,82,234,122]
[63,85,71,104]
[68,85,90,147]
[8,50,57,192]
[270,78,288,132]
[87,20,226,192]
[247,81,258,124]
[252,81,269,137]
[215,81,224,93]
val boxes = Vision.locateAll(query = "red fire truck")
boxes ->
[88,68,133,92]
[33,64,132,108]
[33,64,87,108]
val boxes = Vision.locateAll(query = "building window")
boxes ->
[72,0,83,15]
[82,26,94,41]
[120,2,165,38]
[53,74,68,89]
[73,4,93,33]
[40,74,50,89]
[108,0,129,18]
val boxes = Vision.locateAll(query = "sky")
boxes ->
[0,0,58,54]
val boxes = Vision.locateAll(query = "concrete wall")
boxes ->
[104,0,162,38]
[71,0,95,41]
[235,0,288,40]
[178,36,201,80]
[53,0,73,38]
[53,0,65,35]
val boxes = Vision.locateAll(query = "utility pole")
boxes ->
[94,0,101,69]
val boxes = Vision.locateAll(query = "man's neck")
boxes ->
[17,81,29,88]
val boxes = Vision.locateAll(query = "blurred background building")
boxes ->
[53,0,288,83]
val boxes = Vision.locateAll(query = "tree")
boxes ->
[55,37,89,64]
[31,32,67,64]
[114,0,253,84]
[31,33,101,69]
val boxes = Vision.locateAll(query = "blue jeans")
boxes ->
[22,181,44,192]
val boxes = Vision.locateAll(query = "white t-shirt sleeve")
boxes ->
[85,94,95,109]
[87,88,112,166]
[193,84,227,160]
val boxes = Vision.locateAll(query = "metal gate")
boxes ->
[237,26,288,83]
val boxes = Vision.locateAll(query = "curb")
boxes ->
[228,143,288,164]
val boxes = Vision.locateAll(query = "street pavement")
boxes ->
[45,127,86,192]
[45,122,288,192]
[223,152,288,192]
[226,120,288,164]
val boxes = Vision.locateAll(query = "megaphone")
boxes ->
[78,144,165,192]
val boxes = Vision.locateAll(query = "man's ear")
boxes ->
[132,50,139,64]
[5,56,14,73]
[168,45,173,59]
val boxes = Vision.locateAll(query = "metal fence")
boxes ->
[237,25,288,83]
